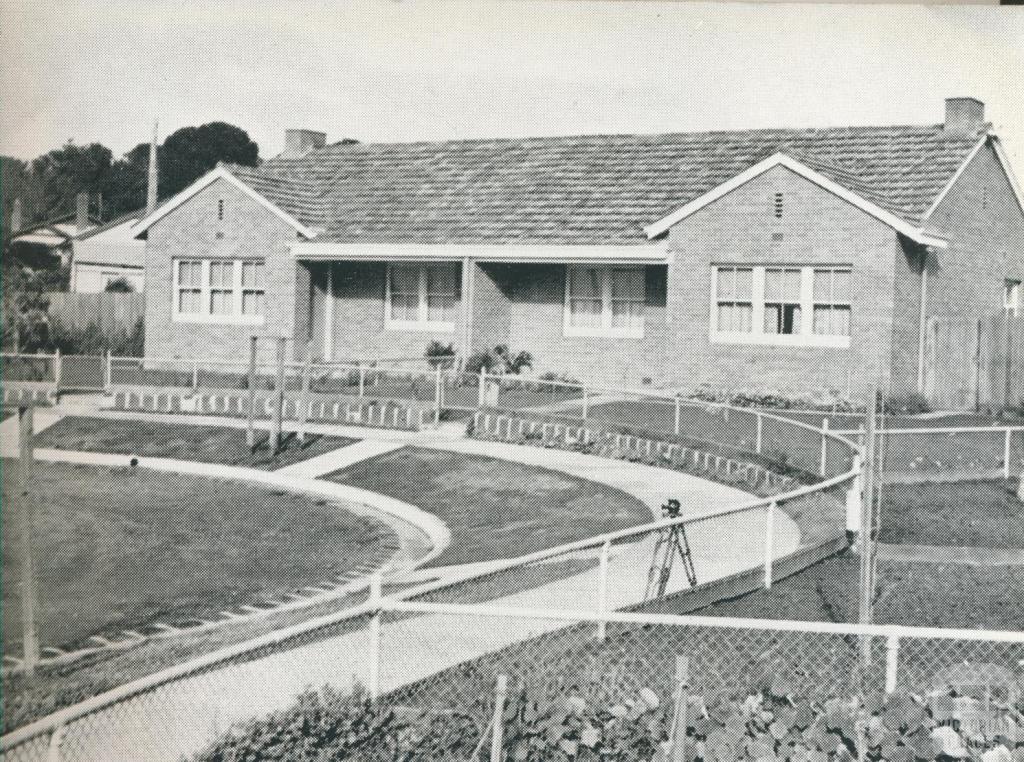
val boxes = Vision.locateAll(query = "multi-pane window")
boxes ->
[712,264,852,347]
[176,260,202,314]
[610,268,645,330]
[386,263,458,330]
[241,261,266,316]
[715,266,753,333]
[568,268,603,329]
[209,260,234,315]
[813,268,852,336]
[426,265,458,324]
[565,266,646,337]
[173,259,265,323]
[764,268,802,335]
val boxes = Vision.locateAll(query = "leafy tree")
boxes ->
[100,123,260,217]
[101,143,150,218]
[30,141,112,220]
[160,122,259,197]
[2,156,43,244]
[1,259,52,351]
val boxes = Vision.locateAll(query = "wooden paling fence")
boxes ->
[923,311,1023,411]
[43,292,145,336]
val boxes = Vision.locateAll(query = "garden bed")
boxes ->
[34,416,358,470]
[878,478,1024,549]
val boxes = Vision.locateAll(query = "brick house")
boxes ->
[132,98,1024,400]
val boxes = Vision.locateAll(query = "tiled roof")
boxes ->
[234,123,985,244]
[73,208,143,241]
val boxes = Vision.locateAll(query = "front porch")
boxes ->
[297,245,670,387]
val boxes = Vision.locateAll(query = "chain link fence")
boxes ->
[5,597,1021,762]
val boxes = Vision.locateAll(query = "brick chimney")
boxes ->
[944,97,986,137]
[282,129,326,158]
[76,192,90,233]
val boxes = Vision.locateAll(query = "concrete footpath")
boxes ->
[2,403,797,761]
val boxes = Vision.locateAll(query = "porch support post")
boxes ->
[323,263,334,362]
[461,257,473,362]
[916,248,930,393]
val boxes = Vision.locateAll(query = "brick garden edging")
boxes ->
[2,382,57,407]
[470,410,808,496]
[108,386,433,431]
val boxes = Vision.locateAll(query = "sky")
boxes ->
[2,1,1023,172]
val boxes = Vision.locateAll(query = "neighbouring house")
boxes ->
[130,99,1024,403]
[8,193,100,269]
[70,209,146,292]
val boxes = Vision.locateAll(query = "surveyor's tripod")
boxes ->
[644,499,698,600]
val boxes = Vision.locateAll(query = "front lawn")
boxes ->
[35,416,358,470]
[878,478,1023,548]
[691,551,1024,631]
[1,459,395,653]
[324,446,652,567]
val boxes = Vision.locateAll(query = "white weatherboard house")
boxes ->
[70,211,146,292]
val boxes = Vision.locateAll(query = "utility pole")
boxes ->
[858,384,878,666]
[17,406,40,676]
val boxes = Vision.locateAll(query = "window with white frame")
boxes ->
[173,258,266,324]
[1006,280,1021,317]
[565,266,645,337]
[764,267,802,335]
[385,263,458,330]
[813,268,853,336]
[711,264,852,347]
[715,266,753,333]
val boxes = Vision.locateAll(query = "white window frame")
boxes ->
[710,264,851,348]
[172,258,266,325]
[1005,280,1021,317]
[563,265,646,339]
[384,263,457,333]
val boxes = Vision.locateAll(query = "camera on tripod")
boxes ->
[645,497,697,599]
[661,498,682,519]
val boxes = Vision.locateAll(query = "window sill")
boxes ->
[173,313,266,326]
[385,320,456,333]
[563,325,645,339]
[711,331,851,349]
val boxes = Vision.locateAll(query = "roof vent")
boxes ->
[282,129,327,158]
[944,98,985,137]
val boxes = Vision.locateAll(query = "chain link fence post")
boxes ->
[885,633,900,694]
[489,675,508,762]
[368,574,382,702]
[764,501,776,589]
[596,539,610,640]
[820,418,830,475]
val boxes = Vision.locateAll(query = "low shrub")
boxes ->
[49,316,145,356]
[194,682,1024,762]
[691,387,856,413]
[881,393,931,416]
[465,344,534,375]
[424,340,456,369]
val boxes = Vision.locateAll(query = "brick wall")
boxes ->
[309,261,465,361]
[143,178,301,363]
[923,143,1024,321]
[471,262,513,352]
[503,263,669,387]
[664,164,900,399]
